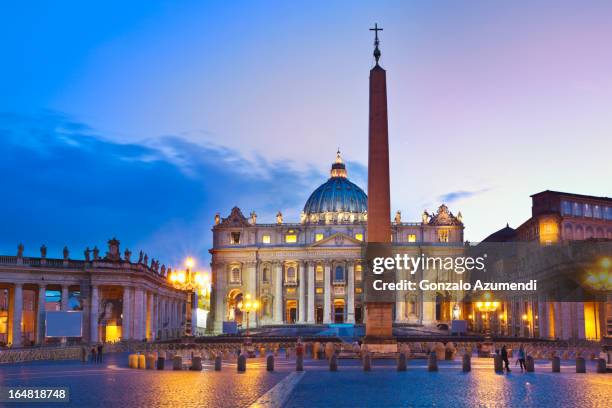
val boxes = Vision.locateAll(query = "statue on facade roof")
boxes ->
[63,246,69,260]
[394,210,402,225]
[40,244,47,259]
[138,250,143,264]
[250,211,257,225]
[17,243,24,258]
[215,213,220,225]
[161,264,166,275]
[84,247,91,262]
[93,246,100,260]
[422,210,430,224]
[124,248,132,263]
[143,253,148,266]
[276,211,283,224]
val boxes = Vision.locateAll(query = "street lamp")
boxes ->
[237,293,260,336]
[168,257,209,336]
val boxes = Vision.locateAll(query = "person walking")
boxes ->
[518,345,526,372]
[97,343,103,363]
[90,346,97,364]
[501,345,511,373]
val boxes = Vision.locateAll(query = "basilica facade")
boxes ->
[210,152,465,333]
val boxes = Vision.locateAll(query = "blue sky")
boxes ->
[2,1,612,269]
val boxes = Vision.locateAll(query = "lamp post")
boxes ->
[237,293,260,336]
[168,257,209,337]
[475,293,499,338]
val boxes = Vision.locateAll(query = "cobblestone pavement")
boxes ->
[0,354,610,407]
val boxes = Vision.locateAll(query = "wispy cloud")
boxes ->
[438,188,490,203]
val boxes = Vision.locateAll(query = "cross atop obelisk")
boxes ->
[369,23,383,64]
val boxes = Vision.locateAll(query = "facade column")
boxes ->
[298,261,306,323]
[122,287,131,340]
[61,286,70,311]
[246,261,257,327]
[307,262,315,323]
[347,261,355,323]
[37,284,47,344]
[323,262,332,324]
[146,292,153,340]
[273,262,283,323]
[213,263,226,333]
[90,286,99,343]
[11,284,23,347]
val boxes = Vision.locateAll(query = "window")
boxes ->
[286,266,297,283]
[355,233,363,241]
[316,287,324,294]
[230,232,241,244]
[262,235,271,244]
[316,265,324,281]
[593,205,602,219]
[334,265,345,282]
[438,230,449,243]
[286,287,296,294]
[573,202,583,217]
[230,267,241,284]
[408,234,417,243]
[285,234,297,243]
[262,267,270,283]
[561,201,572,216]
[605,206,612,220]
[355,287,362,294]
[315,233,324,241]
[355,265,362,282]
[584,204,593,218]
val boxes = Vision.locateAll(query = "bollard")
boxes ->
[267,355,275,372]
[138,354,146,369]
[237,354,246,372]
[596,358,606,374]
[157,356,165,370]
[494,355,503,373]
[312,342,320,359]
[462,353,471,372]
[214,355,222,371]
[146,354,156,370]
[329,354,338,371]
[428,352,438,372]
[173,355,182,371]
[551,356,560,373]
[397,353,407,372]
[363,353,371,371]
[526,356,534,372]
[576,357,586,373]
[128,354,136,368]
[191,356,202,371]
[296,354,304,372]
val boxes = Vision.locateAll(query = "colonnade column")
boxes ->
[323,262,332,324]
[273,262,283,323]
[37,284,47,344]
[90,285,99,343]
[61,286,70,311]
[307,262,315,324]
[122,287,131,340]
[298,261,305,323]
[12,284,23,347]
[213,263,226,333]
[347,261,355,323]
[133,288,144,340]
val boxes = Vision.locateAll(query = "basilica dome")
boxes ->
[302,151,367,224]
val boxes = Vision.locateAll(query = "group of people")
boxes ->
[498,344,528,373]
[81,344,104,363]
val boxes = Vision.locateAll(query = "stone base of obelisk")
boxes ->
[363,302,397,354]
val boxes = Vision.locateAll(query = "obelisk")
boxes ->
[364,23,396,350]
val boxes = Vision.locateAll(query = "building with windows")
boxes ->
[0,239,186,347]
[210,152,465,333]
[479,190,612,340]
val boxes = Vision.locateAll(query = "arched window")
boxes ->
[262,267,271,283]
[286,266,296,283]
[563,224,573,240]
[334,265,344,282]
[230,267,241,284]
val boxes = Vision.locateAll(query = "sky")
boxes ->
[1,1,612,269]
